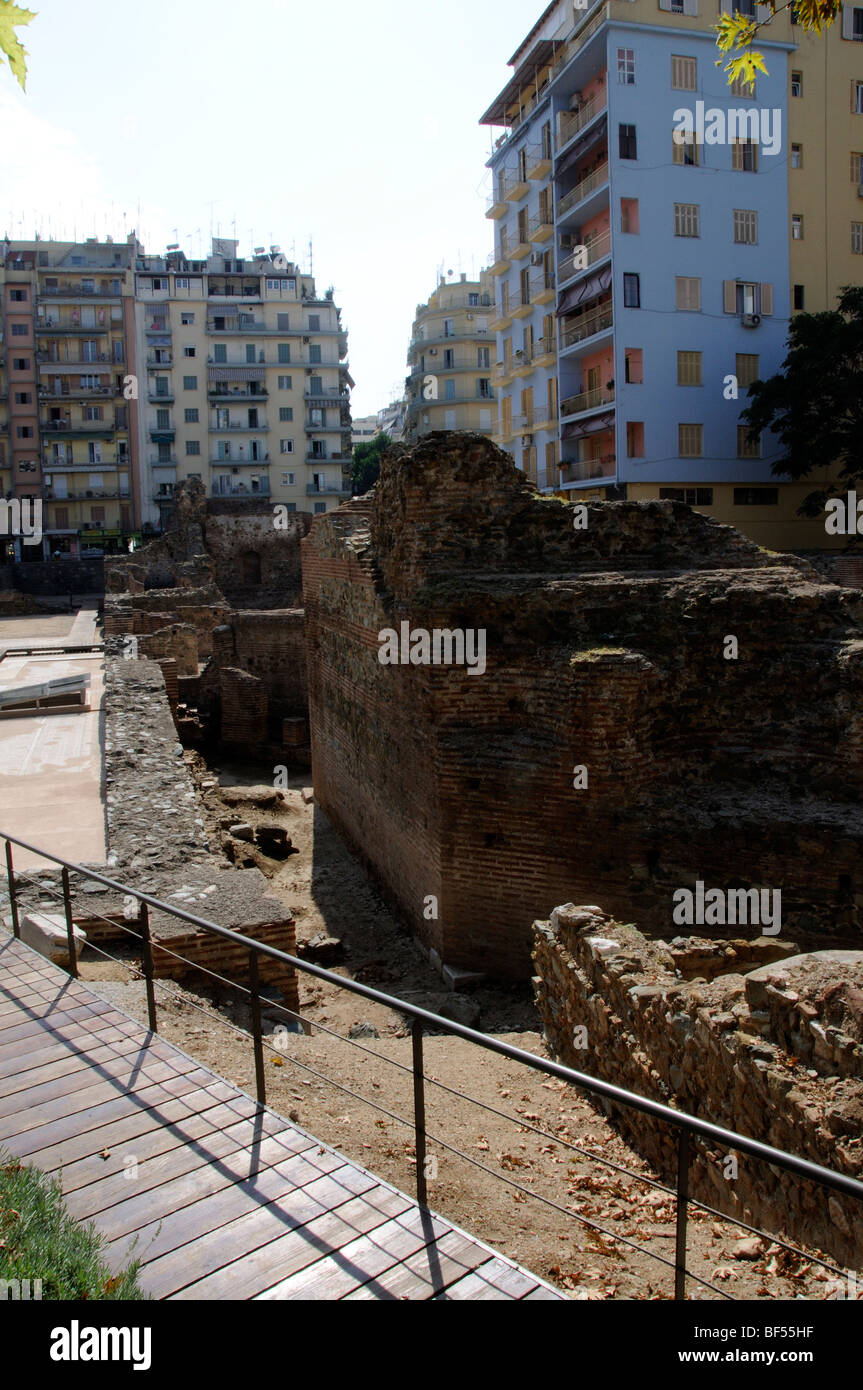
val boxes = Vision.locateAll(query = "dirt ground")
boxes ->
[77,752,848,1302]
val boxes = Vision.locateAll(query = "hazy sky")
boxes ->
[0,0,538,416]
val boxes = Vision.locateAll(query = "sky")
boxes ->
[0,0,540,417]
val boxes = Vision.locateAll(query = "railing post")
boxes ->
[249,949,267,1108]
[412,1019,428,1209]
[4,840,21,940]
[674,1127,691,1301]
[138,902,158,1034]
[60,867,78,979]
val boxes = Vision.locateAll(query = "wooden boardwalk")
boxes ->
[0,934,565,1301]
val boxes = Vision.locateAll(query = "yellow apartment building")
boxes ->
[404,271,498,442]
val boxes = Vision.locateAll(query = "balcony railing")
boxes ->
[559,453,616,484]
[42,488,130,501]
[207,387,269,400]
[557,160,609,219]
[561,385,615,418]
[40,284,123,299]
[559,229,612,283]
[210,419,269,431]
[42,419,115,434]
[557,90,607,154]
[510,406,557,433]
[306,483,352,497]
[548,3,609,88]
[38,385,114,399]
[303,388,348,401]
[149,454,177,466]
[210,481,271,498]
[211,454,270,465]
[560,301,614,349]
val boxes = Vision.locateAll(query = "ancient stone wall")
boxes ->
[302,432,863,979]
[533,904,863,1267]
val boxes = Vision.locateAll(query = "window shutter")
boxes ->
[854,80,860,112]
[682,0,698,12]
[842,5,856,38]
[723,280,737,313]
[760,283,773,315]
[658,0,673,9]
[756,3,771,20]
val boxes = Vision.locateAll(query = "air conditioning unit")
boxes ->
[429,348,438,355]
[467,313,474,320]
[742,313,762,329]
[521,433,534,446]
[303,336,310,343]
[559,233,576,250]
[530,252,544,266]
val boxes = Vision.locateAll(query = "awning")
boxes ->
[555,118,607,178]
[479,39,556,125]
[562,410,615,442]
[207,366,266,381]
[557,264,612,315]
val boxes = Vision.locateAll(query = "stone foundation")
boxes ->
[532,904,863,1267]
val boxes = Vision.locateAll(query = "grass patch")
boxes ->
[0,1152,147,1299]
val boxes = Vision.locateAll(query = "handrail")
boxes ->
[2,827,861,1208]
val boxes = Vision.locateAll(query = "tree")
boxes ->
[0,1,36,89]
[739,286,863,514]
[351,432,391,496]
[716,1,840,88]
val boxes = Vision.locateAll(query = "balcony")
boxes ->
[150,429,175,444]
[560,302,614,351]
[211,481,271,498]
[147,354,173,368]
[527,145,553,181]
[558,161,610,222]
[210,419,269,432]
[488,253,511,279]
[43,458,127,471]
[40,284,123,299]
[36,323,111,337]
[304,388,348,403]
[39,384,114,400]
[305,451,350,464]
[38,356,119,372]
[306,483,352,497]
[207,386,269,401]
[510,291,534,321]
[510,406,557,434]
[561,385,615,419]
[42,488,131,502]
[507,174,530,203]
[559,454,616,485]
[559,230,612,285]
[557,91,607,156]
[489,306,513,332]
[529,210,554,244]
[150,454,177,467]
[305,419,343,432]
[145,321,171,336]
[534,271,555,306]
[42,419,115,436]
[510,238,532,262]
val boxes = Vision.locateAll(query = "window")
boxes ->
[278,375,292,390]
[308,314,321,331]
[620,197,639,233]
[732,139,758,172]
[444,348,455,369]
[54,507,69,529]
[444,379,456,400]
[792,214,804,239]
[660,487,714,505]
[183,375,197,390]
[730,71,755,98]
[735,354,759,388]
[16,425,34,439]
[280,472,296,486]
[12,358,30,370]
[675,276,701,311]
[793,284,805,310]
[724,280,770,315]
[623,273,641,307]
[674,203,700,237]
[267,278,282,291]
[309,376,323,395]
[214,344,227,363]
[84,405,103,421]
[733,208,758,243]
[737,425,761,458]
[618,48,635,83]
[279,407,294,421]
[626,421,645,457]
[9,288,26,301]
[734,487,778,505]
[673,132,700,165]
[11,323,28,336]
[176,277,189,290]
[181,312,194,325]
[846,6,863,39]
[677,350,702,386]
[443,318,455,338]
[678,423,703,457]
[478,378,492,399]
[183,345,195,358]
[791,71,803,97]
[619,124,637,159]
[277,313,291,330]
[185,440,200,456]
[852,222,863,253]
[280,439,294,453]
[152,278,166,291]
[625,349,643,384]
[791,144,803,169]
[246,345,256,363]
[852,153,863,183]
[314,503,326,514]
[185,408,199,423]
[478,346,491,368]
[855,81,863,113]
[309,344,322,363]
[671,54,696,90]
[90,506,106,524]
[13,391,31,404]
[278,343,291,363]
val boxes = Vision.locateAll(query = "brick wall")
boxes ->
[303,432,863,979]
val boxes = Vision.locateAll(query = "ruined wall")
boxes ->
[302,432,863,979]
[533,904,863,1267]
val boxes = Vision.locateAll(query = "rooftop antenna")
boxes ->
[308,236,313,277]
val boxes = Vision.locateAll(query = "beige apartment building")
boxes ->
[404,271,498,443]
[136,238,352,530]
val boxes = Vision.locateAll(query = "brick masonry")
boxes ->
[302,432,863,979]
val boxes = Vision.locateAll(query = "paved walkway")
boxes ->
[0,934,565,1301]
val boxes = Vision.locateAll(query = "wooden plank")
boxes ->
[0,1032,177,1103]
[257,1213,436,1301]
[0,1015,147,1074]
[0,1055,204,1127]
[341,1224,483,1301]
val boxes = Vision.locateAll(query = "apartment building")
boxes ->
[480,0,863,549]
[136,238,352,530]
[0,235,138,559]
[352,414,380,446]
[404,271,498,442]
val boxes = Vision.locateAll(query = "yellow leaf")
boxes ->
[0,1,35,90]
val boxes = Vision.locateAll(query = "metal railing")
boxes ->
[561,385,615,418]
[557,91,607,154]
[558,161,610,219]
[559,230,612,283]
[560,302,614,349]
[2,826,861,1303]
